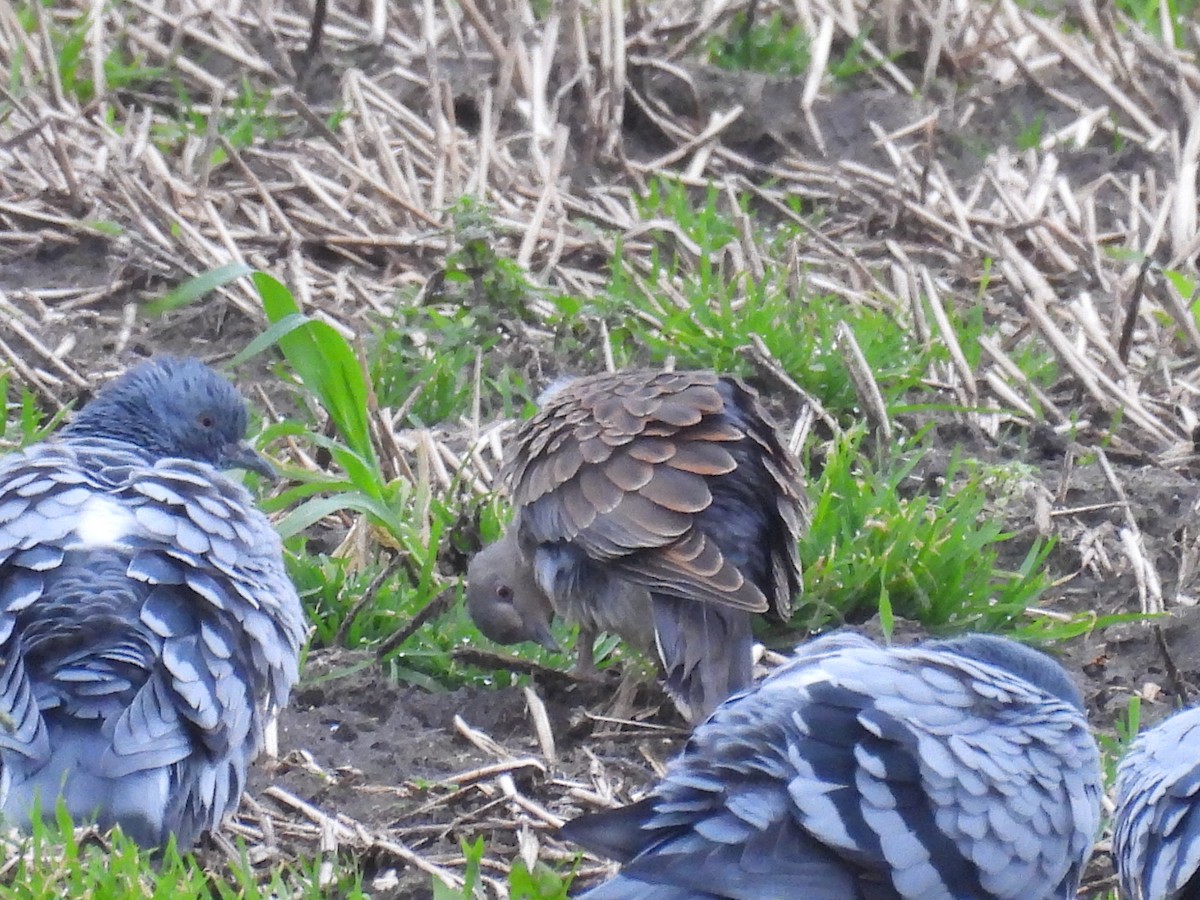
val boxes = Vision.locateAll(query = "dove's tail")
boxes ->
[652,597,753,723]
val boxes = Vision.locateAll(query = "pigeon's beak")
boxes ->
[223,440,278,482]
[533,623,561,654]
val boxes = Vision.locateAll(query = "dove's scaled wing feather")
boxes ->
[1113,707,1200,900]
[564,633,1101,900]
[0,439,305,848]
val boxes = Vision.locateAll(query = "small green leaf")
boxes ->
[878,578,893,643]
[85,220,125,236]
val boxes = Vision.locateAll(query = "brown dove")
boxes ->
[466,369,805,722]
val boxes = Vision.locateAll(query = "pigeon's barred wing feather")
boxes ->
[563,634,1101,900]
[1113,707,1200,900]
[0,438,304,848]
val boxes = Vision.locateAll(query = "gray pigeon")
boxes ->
[1112,706,1200,899]
[466,369,804,722]
[560,632,1102,899]
[0,357,306,848]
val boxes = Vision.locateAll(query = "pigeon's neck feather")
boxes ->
[63,401,172,461]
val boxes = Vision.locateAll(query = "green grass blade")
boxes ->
[274,492,401,540]
[250,272,377,469]
[145,263,254,315]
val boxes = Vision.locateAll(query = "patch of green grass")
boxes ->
[11,2,165,103]
[369,294,538,427]
[583,180,1062,429]
[1015,111,1046,151]
[590,181,936,423]
[0,377,67,449]
[152,80,284,168]
[796,428,1141,641]
[433,837,575,900]
[445,198,543,324]
[1018,0,1199,46]
[12,3,287,162]
[1112,0,1200,45]
[3,805,366,898]
[796,426,1054,633]
[369,199,560,426]
[707,13,885,81]
[828,28,890,81]
[371,303,488,426]
[1098,695,1142,791]
[283,507,570,690]
[708,10,810,77]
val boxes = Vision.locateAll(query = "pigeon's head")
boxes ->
[64,357,275,478]
[927,633,1085,711]
[466,530,559,651]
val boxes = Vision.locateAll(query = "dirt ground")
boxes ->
[6,0,1200,896]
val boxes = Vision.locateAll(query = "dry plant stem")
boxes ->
[1152,625,1188,709]
[334,553,404,645]
[374,587,454,659]
[450,646,593,680]
[1117,258,1150,366]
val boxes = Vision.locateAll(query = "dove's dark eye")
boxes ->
[496,585,513,602]
[197,413,215,429]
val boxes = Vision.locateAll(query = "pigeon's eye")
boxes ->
[496,585,513,602]
[197,413,215,429]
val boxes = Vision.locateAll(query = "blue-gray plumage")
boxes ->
[560,632,1102,899]
[0,357,306,848]
[1113,706,1200,899]
[467,370,804,723]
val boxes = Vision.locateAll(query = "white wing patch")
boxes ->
[73,495,138,549]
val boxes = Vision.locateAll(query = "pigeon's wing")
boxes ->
[563,634,1101,900]
[1113,708,1200,900]
[123,454,305,843]
[0,444,93,771]
[0,441,305,845]
[565,799,868,900]
[506,370,768,613]
[785,643,1102,899]
[127,455,307,708]
[562,634,887,898]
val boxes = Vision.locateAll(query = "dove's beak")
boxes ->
[223,440,278,481]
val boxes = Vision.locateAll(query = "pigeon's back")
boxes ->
[562,632,1102,900]
[1113,706,1200,899]
[0,362,305,848]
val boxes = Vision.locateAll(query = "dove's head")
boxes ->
[64,356,275,478]
[466,529,560,651]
